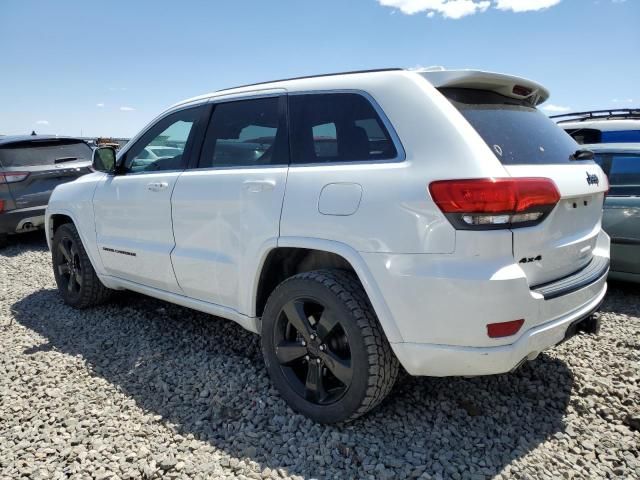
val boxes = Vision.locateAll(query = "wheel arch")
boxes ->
[46,208,107,281]
[253,237,403,343]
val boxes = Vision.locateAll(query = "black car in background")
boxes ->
[0,136,93,247]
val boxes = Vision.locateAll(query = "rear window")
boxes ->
[441,88,584,165]
[564,128,602,145]
[0,139,93,167]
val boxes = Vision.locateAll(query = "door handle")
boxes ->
[243,180,276,193]
[146,182,169,192]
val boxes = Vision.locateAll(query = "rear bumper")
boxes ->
[392,281,606,376]
[0,206,46,234]
[361,230,610,376]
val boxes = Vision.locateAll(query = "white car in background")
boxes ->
[552,109,640,144]
[45,68,610,423]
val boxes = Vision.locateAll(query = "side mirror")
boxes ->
[92,146,117,173]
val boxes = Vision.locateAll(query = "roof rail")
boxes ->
[550,108,640,123]
[214,68,404,93]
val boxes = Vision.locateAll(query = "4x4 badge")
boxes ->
[586,172,599,186]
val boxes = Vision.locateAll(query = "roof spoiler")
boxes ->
[550,108,640,123]
[418,69,549,106]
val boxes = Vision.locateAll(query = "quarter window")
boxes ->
[124,106,202,173]
[289,93,398,164]
[199,97,287,168]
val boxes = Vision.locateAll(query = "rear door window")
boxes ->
[198,96,288,168]
[441,88,586,165]
[0,139,93,167]
[288,93,398,164]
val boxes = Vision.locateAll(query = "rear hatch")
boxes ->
[0,138,93,210]
[439,85,608,287]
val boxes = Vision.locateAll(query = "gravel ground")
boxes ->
[1,232,638,480]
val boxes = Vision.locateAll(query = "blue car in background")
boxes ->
[552,108,640,144]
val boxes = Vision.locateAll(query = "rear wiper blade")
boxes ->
[54,157,79,164]
[569,149,594,161]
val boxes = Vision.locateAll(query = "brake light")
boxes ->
[487,319,525,338]
[0,199,4,212]
[429,178,560,229]
[0,171,30,183]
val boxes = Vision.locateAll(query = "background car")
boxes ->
[0,135,93,247]
[588,143,640,282]
[551,108,640,144]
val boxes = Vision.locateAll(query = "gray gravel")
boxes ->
[1,232,639,480]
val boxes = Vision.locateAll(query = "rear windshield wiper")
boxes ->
[54,157,79,164]
[569,149,594,161]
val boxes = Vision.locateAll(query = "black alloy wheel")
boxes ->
[274,297,353,405]
[261,269,399,423]
[55,235,83,295]
[51,223,112,308]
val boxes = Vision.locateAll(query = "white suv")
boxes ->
[45,68,610,423]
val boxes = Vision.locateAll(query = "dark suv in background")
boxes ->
[0,135,93,247]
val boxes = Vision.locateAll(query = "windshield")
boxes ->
[0,139,93,167]
[441,88,587,165]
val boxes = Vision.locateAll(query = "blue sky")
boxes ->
[1,0,638,138]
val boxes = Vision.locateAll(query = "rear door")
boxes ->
[596,151,640,274]
[443,88,608,286]
[0,138,93,211]
[171,94,289,313]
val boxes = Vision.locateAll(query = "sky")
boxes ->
[1,0,638,138]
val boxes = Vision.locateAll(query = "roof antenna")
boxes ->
[31,130,36,136]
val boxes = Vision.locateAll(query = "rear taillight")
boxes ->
[0,199,4,212]
[429,177,560,229]
[0,171,30,183]
[487,319,524,338]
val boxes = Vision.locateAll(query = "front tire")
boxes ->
[52,223,112,308]
[261,269,399,423]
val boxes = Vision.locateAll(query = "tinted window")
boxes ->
[124,106,202,173]
[289,93,398,164]
[199,97,286,168]
[0,139,92,167]
[442,88,585,165]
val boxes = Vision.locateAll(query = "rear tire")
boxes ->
[0,234,7,249]
[52,223,112,308]
[261,269,399,423]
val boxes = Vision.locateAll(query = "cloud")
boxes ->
[377,0,563,17]
[96,103,105,107]
[612,98,634,104]
[494,0,561,12]
[541,104,571,113]
[119,106,135,111]
[35,120,49,125]
[378,0,490,18]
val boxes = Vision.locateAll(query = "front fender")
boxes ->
[45,173,105,275]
